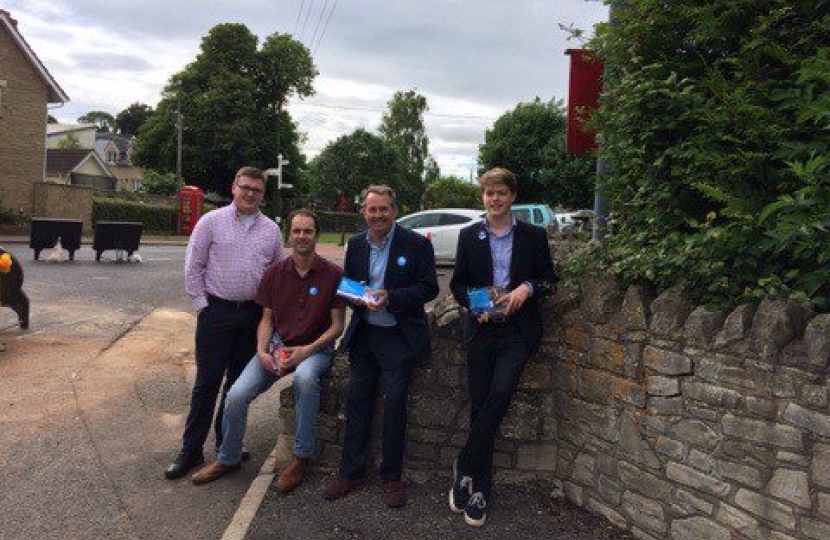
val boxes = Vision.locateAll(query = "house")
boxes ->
[0,9,69,217]
[94,132,144,192]
[46,123,98,149]
[45,148,117,191]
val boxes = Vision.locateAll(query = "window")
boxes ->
[512,209,530,223]
[440,213,476,226]
[398,213,441,229]
[532,209,543,223]
[106,151,117,164]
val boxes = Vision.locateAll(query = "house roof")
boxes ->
[47,123,98,136]
[96,132,133,153]
[1,10,69,103]
[46,148,113,177]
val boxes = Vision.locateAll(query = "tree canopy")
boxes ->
[115,102,154,135]
[78,110,115,132]
[131,23,316,203]
[585,0,830,311]
[379,90,431,211]
[422,176,480,209]
[478,97,595,208]
[306,129,407,209]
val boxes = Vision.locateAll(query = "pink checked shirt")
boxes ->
[184,204,283,311]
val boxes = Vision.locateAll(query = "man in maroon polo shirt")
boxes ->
[192,209,345,490]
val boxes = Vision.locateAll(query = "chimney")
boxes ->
[0,10,18,29]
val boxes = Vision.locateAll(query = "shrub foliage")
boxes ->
[585,0,830,311]
[92,198,175,235]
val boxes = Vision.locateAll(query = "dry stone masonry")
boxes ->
[278,274,830,539]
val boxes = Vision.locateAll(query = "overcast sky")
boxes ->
[8,0,608,178]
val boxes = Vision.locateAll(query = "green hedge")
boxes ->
[92,198,175,234]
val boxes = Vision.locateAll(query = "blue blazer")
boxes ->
[340,225,439,359]
[449,219,557,352]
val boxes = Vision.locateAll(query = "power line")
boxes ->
[309,0,330,48]
[300,0,315,40]
[293,101,495,121]
[313,0,338,54]
[293,0,305,36]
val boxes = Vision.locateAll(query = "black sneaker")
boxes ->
[448,459,473,513]
[464,492,487,527]
[165,450,205,480]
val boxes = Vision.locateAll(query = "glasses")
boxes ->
[236,184,264,195]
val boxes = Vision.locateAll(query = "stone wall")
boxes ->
[277,276,830,539]
[32,182,94,232]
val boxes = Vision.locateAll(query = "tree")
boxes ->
[139,169,178,196]
[306,129,407,209]
[132,23,316,200]
[78,110,115,132]
[586,0,830,310]
[379,90,431,211]
[478,97,595,209]
[56,133,80,149]
[116,102,154,135]
[422,176,480,209]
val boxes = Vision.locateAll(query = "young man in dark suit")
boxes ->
[448,167,557,526]
[323,185,439,508]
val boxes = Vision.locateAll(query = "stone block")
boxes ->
[683,306,727,348]
[515,444,557,471]
[805,313,830,369]
[617,285,653,331]
[619,412,661,470]
[648,396,684,415]
[751,297,812,353]
[819,492,830,518]
[597,474,622,505]
[684,381,742,408]
[688,449,715,472]
[408,397,458,428]
[813,444,830,489]
[649,285,694,337]
[801,384,828,408]
[643,346,693,375]
[715,459,764,489]
[721,414,803,450]
[501,399,542,440]
[612,376,647,408]
[802,517,830,540]
[734,488,796,530]
[518,362,553,391]
[777,450,810,467]
[580,274,625,324]
[631,527,660,540]
[575,368,612,404]
[744,396,777,419]
[666,462,732,497]
[587,497,629,529]
[714,303,757,349]
[716,503,767,540]
[670,419,722,451]
[782,403,830,437]
[621,490,666,535]
[767,468,810,508]
[564,481,584,506]
[618,461,674,500]
[647,375,680,396]
[655,436,685,459]
[670,517,730,540]
[594,337,640,377]
[674,488,714,515]
[571,452,595,486]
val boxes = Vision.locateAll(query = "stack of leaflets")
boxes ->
[336,276,379,303]
[467,286,507,320]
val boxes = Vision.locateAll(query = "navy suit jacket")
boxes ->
[449,219,557,352]
[340,225,439,359]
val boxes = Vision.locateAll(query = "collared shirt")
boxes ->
[185,203,283,311]
[255,255,344,347]
[484,217,516,289]
[365,224,397,327]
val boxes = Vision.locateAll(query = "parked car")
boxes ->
[396,208,483,262]
[510,204,557,236]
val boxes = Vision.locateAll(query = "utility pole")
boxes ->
[266,154,292,224]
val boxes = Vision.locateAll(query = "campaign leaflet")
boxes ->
[467,286,507,321]
[336,276,379,304]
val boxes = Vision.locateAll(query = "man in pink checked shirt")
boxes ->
[165,166,283,480]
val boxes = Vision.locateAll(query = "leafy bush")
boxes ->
[315,211,364,234]
[583,0,830,311]
[92,198,176,234]
[139,169,178,196]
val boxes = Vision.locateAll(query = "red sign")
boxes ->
[566,49,604,155]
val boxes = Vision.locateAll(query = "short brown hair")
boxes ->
[478,167,517,193]
[287,208,320,235]
[234,166,266,183]
[360,185,397,208]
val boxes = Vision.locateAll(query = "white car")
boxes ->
[396,208,483,263]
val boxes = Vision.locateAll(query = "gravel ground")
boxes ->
[246,471,634,540]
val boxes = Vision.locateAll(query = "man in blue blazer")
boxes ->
[448,167,556,526]
[323,185,438,508]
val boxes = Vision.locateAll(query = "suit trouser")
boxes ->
[181,300,261,455]
[339,324,415,482]
[458,321,531,496]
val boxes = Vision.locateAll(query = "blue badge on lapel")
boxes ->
[397,255,407,267]
[478,230,487,240]
[309,286,319,296]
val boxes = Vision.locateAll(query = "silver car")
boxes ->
[397,208,483,263]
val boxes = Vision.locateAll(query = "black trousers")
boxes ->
[458,321,531,496]
[339,324,415,481]
[182,299,261,455]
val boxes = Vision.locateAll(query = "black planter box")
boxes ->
[93,221,143,261]
[29,218,83,260]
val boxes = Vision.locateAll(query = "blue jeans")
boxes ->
[217,347,333,465]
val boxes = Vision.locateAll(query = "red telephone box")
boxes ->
[177,185,204,235]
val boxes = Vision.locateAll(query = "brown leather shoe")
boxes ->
[275,456,309,493]
[321,475,368,501]
[191,460,240,485]
[382,480,407,508]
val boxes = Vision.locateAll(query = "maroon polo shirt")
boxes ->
[255,254,344,347]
